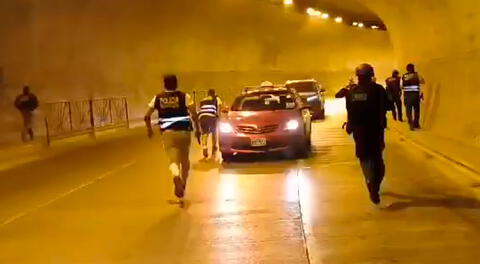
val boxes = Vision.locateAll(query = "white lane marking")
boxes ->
[1,160,137,228]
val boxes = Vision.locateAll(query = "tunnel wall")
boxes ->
[0,0,393,140]
[363,0,480,145]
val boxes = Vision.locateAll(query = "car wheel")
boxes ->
[222,153,234,163]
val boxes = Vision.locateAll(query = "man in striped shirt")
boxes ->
[402,64,426,131]
[198,89,223,159]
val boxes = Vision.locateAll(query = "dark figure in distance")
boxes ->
[14,86,39,142]
[386,70,403,122]
[345,64,389,205]
[198,89,223,159]
[402,64,425,130]
[144,75,200,202]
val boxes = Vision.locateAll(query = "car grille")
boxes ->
[236,124,279,134]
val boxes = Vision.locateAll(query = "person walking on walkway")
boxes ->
[144,75,200,201]
[345,64,389,205]
[386,70,403,121]
[198,89,223,159]
[14,85,39,142]
[402,64,425,130]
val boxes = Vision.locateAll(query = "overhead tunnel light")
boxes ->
[358,23,364,28]
[371,25,379,29]
[352,22,359,26]
[306,7,315,16]
[284,0,293,5]
[334,17,343,23]
[321,13,329,19]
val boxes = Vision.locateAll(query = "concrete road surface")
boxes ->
[1,99,480,264]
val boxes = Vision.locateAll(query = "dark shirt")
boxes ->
[385,76,401,97]
[346,82,388,158]
[14,93,39,112]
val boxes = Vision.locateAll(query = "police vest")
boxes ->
[346,83,386,128]
[154,91,191,131]
[198,96,218,119]
[402,72,421,92]
[386,77,401,92]
[347,85,371,126]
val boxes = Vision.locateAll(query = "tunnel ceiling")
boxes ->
[309,0,382,21]
[263,0,384,26]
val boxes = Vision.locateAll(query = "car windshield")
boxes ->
[232,92,296,111]
[286,82,316,93]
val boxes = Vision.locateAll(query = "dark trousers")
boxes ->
[391,96,403,121]
[404,92,421,127]
[21,111,34,142]
[359,155,385,196]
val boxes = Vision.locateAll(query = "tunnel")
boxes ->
[1,0,479,144]
[1,0,480,263]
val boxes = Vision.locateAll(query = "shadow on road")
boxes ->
[382,192,480,211]
[220,154,299,175]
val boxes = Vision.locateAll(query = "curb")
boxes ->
[391,126,480,177]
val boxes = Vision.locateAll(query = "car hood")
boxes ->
[225,110,300,126]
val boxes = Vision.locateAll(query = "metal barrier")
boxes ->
[44,97,129,145]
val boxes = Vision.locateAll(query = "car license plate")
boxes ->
[251,138,267,147]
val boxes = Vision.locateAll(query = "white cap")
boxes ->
[261,81,274,88]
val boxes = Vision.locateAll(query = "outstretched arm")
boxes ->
[144,107,155,138]
[144,96,157,138]
[187,95,199,132]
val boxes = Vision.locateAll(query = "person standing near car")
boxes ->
[345,64,389,205]
[14,85,39,142]
[386,70,403,122]
[402,63,425,130]
[198,89,223,159]
[144,75,200,201]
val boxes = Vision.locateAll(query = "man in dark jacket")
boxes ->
[346,64,389,205]
[386,70,403,121]
[14,86,39,142]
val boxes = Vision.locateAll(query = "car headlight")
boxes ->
[286,120,300,130]
[219,122,234,133]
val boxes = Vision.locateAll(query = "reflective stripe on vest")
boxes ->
[404,85,420,92]
[159,116,191,130]
[198,102,218,118]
